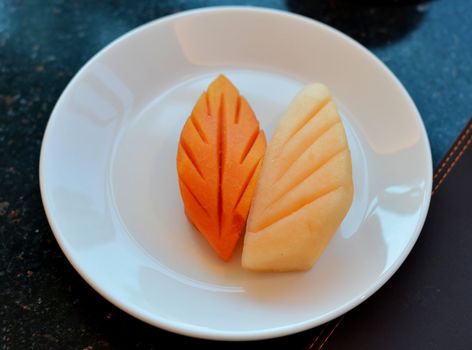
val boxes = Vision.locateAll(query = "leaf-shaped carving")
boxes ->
[242,84,353,271]
[177,75,266,261]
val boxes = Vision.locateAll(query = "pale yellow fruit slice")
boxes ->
[242,84,353,272]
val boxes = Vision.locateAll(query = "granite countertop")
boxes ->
[0,1,470,349]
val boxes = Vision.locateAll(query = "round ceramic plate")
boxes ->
[40,7,432,341]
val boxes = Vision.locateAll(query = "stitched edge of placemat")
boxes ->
[306,117,472,350]
[432,120,472,194]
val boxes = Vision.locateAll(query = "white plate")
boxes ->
[40,7,432,341]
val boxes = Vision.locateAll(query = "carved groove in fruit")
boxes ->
[205,93,211,116]
[285,97,330,144]
[256,185,343,231]
[276,120,341,182]
[217,93,225,237]
[180,140,205,179]
[179,179,209,216]
[190,114,208,144]
[233,159,261,212]
[240,128,261,164]
[235,96,242,124]
[270,148,347,206]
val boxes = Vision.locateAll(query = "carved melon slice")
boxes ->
[242,84,353,271]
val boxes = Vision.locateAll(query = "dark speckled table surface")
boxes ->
[0,0,470,349]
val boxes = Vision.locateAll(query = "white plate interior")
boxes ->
[40,7,432,340]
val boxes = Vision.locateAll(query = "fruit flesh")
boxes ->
[177,75,266,261]
[242,83,353,271]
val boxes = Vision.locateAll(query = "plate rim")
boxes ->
[39,6,433,341]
